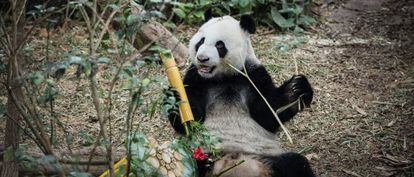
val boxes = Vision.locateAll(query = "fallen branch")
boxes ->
[138,21,189,67]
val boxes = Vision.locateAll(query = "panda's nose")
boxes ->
[197,55,210,63]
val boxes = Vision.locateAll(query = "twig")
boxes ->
[342,169,363,177]
[92,3,127,52]
[214,160,245,177]
[293,55,299,75]
[15,6,66,53]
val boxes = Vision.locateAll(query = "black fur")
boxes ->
[204,9,213,22]
[195,37,205,52]
[168,60,313,134]
[215,40,228,58]
[247,64,313,132]
[240,15,256,34]
[268,152,315,177]
[168,65,208,134]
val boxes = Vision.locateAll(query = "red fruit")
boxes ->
[193,147,208,161]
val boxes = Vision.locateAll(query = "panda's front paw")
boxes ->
[283,75,313,109]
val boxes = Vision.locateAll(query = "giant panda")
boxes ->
[168,13,315,177]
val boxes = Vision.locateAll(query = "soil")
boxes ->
[0,0,413,176]
[275,0,413,176]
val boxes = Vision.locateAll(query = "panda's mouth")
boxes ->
[197,65,216,74]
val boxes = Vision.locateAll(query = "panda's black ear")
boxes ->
[204,9,213,22]
[240,15,256,34]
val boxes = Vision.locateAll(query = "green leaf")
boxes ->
[194,11,204,19]
[82,61,92,76]
[141,78,150,87]
[149,10,166,19]
[69,56,82,64]
[69,172,92,177]
[128,133,148,161]
[97,57,110,64]
[239,0,250,8]
[278,7,296,14]
[293,4,304,15]
[297,15,317,26]
[294,25,304,33]
[162,21,176,29]
[160,50,172,59]
[31,72,44,85]
[34,5,44,10]
[108,4,119,10]
[78,131,95,146]
[271,7,295,28]
[173,8,186,19]
[126,14,140,25]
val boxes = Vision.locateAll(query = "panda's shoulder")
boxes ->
[245,61,272,80]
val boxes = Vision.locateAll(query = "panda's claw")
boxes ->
[283,75,313,108]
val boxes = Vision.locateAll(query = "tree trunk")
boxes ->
[1,57,24,177]
[1,1,26,177]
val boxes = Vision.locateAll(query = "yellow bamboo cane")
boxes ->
[99,157,127,177]
[160,51,194,124]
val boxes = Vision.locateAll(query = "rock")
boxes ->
[149,148,156,156]
[159,141,171,150]
[156,153,162,160]
[147,157,160,168]
[159,166,168,176]
[168,171,176,177]
[162,153,172,164]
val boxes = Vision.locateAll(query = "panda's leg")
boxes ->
[210,153,273,177]
[208,152,315,177]
[269,152,315,177]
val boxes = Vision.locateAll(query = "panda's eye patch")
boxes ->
[215,41,227,58]
[195,37,205,52]
[215,41,225,48]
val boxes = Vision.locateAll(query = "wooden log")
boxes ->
[137,21,189,67]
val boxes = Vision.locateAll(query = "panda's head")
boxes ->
[189,14,259,78]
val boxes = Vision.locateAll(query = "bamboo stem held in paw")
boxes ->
[160,51,194,136]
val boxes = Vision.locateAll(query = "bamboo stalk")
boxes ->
[160,51,194,124]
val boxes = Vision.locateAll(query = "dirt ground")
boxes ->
[274,0,413,176]
[0,0,413,176]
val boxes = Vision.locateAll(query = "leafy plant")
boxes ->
[165,0,316,31]
[270,0,316,32]
[127,133,160,177]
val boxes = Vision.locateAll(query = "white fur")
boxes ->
[188,16,260,78]
[204,85,284,156]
